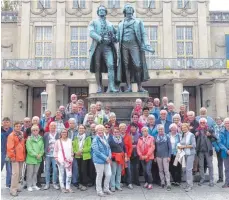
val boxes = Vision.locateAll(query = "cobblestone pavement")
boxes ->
[1,156,229,200]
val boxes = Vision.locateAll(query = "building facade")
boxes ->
[1,0,229,121]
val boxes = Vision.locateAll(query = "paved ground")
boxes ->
[1,156,229,200]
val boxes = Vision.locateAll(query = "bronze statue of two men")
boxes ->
[89,4,153,93]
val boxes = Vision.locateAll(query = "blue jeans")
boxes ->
[45,156,58,185]
[1,153,12,187]
[110,161,122,189]
[72,158,79,184]
[141,160,153,184]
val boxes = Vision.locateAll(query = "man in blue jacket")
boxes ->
[1,117,13,188]
[155,110,172,134]
[219,118,229,188]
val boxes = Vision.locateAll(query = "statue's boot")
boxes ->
[108,69,118,93]
[95,72,103,93]
[136,72,147,92]
[124,68,132,92]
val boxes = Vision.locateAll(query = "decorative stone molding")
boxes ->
[1,44,13,52]
[30,1,57,17]
[171,0,198,17]
[136,0,163,16]
[214,79,228,84]
[65,0,92,17]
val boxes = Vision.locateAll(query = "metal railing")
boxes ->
[2,58,227,70]
[209,11,229,23]
[1,11,18,23]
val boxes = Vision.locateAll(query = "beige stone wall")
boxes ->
[210,24,229,58]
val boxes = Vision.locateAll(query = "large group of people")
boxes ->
[1,94,229,197]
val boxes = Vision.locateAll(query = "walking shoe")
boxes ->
[166,185,171,191]
[222,184,229,188]
[147,184,153,190]
[87,183,94,187]
[116,187,123,191]
[36,182,42,188]
[104,190,113,195]
[73,183,79,188]
[198,181,204,186]
[144,182,149,188]
[27,187,33,192]
[5,185,10,189]
[97,192,105,197]
[61,188,67,193]
[134,182,141,186]
[43,184,50,190]
[111,187,115,192]
[127,184,133,190]
[209,183,214,187]
[182,184,188,189]
[32,186,41,190]
[217,179,223,183]
[10,192,18,197]
[66,188,75,193]
[161,184,165,189]
[120,183,124,187]
[53,184,60,190]
[185,186,193,192]
[80,186,87,191]
[17,187,22,192]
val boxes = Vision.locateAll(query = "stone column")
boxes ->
[56,1,66,58]
[215,79,228,118]
[20,0,31,58]
[2,80,14,119]
[172,79,184,111]
[197,0,208,58]
[162,0,172,58]
[87,78,98,94]
[45,80,57,115]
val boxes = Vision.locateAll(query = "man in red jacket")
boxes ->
[119,123,133,189]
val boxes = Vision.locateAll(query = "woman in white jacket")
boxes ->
[54,128,74,193]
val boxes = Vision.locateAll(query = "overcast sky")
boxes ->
[209,0,229,11]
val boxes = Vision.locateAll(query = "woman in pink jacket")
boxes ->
[137,127,155,190]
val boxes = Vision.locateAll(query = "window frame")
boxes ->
[143,0,155,9]
[72,0,86,9]
[108,0,120,9]
[177,0,191,9]
[37,0,50,9]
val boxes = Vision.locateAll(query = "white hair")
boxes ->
[154,98,160,102]
[169,123,178,130]
[32,116,39,122]
[109,112,116,118]
[50,121,57,126]
[96,101,102,106]
[187,111,195,117]
[90,104,96,108]
[168,102,174,107]
[141,126,149,132]
[160,110,168,114]
[199,117,207,123]
[157,124,165,130]
[148,115,155,120]
[200,107,207,113]
[95,124,105,132]
[224,117,229,123]
[24,117,31,121]
[68,118,76,123]
[136,98,142,103]
[172,114,181,120]
[119,123,127,128]
[162,97,168,101]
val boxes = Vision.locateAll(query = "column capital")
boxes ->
[172,79,185,84]
[1,80,15,84]
[43,80,57,84]
[214,79,228,84]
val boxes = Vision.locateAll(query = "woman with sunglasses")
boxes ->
[54,128,74,193]
[26,125,44,192]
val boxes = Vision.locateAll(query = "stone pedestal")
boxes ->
[88,92,149,122]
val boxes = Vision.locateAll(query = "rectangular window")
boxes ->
[70,27,87,69]
[35,26,52,68]
[143,0,155,9]
[177,0,191,9]
[176,26,193,68]
[37,0,50,9]
[108,0,120,8]
[145,26,158,68]
[73,0,86,9]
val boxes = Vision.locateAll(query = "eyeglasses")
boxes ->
[200,122,206,124]
[25,121,30,123]
[105,126,110,128]
[33,130,39,131]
